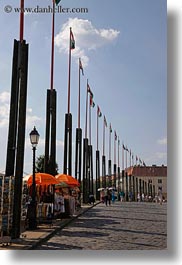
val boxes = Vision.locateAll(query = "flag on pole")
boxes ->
[123,144,126,150]
[90,93,95,107]
[125,146,129,152]
[136,155,138,161]
[70,28,75,49]
[104,115,107,127]
[143,161,146,166]
[55,0,61,5]
[97,106,102,117]
[114,131,117,140]
[79,58,84,75]
[118,138,120,145]
[87,83,93,98]
[109,123,112,133]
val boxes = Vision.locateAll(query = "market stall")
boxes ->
[55,174,80,217]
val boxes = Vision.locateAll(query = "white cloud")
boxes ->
[55,18,120,67]
[0,91,42,129]
[157,137,167,145]
[0,91,10,103]
[0,91,10,127]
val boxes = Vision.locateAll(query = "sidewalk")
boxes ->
[0,202,99,250]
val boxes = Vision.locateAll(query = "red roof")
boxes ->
[126,166,167,177]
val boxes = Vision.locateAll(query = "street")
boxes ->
[36,201,167,250]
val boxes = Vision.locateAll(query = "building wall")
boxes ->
[128,165,167,199]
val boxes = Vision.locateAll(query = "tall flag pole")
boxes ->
[67,27,75,113]
[50,0,55,91]
[75,58,84,192]
[89,92,95,145]
[121,142,125,193]
[63,27,75,175]
[96,106,102,199]
[130,149,132,169]
[112,131,117,187]
[114,131,117,164]
[78,58,84,128]
[102,115,107,188]
[88,92,95,195]
[20,0,24,42]
[44,0,57,175]
[6,0,29,238]
[85,80,92,138]
[136,155,138,166]
[132,152,136,201]
[83,81,92,202]
[108,123,112,187]
[128,148,132,200]
[123,143,129,201]
[118,137,120,167]
[117,137,121,191]
[97,106,102,150]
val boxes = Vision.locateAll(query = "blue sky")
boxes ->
[0,0,167,175]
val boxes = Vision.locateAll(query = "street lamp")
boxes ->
[28,126,40,230]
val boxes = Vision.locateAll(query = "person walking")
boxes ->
[104,189,108,206]
[111,190,116,204]
[158,187,163,205]
[107,190,111,205]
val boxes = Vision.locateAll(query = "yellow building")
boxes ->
[126,165,167,200]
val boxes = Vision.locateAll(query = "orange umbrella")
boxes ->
[27,173,58,186]
[56,174,80,186]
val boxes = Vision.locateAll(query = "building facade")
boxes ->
[126,165,167,200]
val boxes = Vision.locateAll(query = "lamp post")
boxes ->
[29,126,40,230]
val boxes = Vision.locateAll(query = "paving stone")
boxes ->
[37,201,167,250]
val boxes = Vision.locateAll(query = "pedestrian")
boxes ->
[88,194,95,205]
[119,191,124,202]
[107,190,111,205]
[111,190,116,203]
[104,189,108,206]
[142,193,145,202]
[100,190,105,203]
[137,193,141,202]
[158,187,163,205]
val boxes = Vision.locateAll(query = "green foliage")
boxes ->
[35,155,59,175]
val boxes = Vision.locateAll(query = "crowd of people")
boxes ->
[99,187,165,206]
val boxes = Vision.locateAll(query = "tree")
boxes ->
[35,155,59,175]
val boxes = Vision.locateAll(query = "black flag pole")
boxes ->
[125,145,129,201]
[112,131,117,188]
[63,27,75,175]
[121,142,125,194]
[108,123,112,187]
[102,116,106,188]
[88,92,94,195]
[96,106,101,200]
[75,58,83,191]
[117,137,121,192]
[19,0,24,42]
[6,0,29,239]
[44,0,57,175]
[82,80,89,203]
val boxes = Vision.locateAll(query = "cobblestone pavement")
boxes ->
[36,201,167,250]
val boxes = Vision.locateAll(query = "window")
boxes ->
[158,179,162,184]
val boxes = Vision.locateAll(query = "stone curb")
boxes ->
[27,202,100,250]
